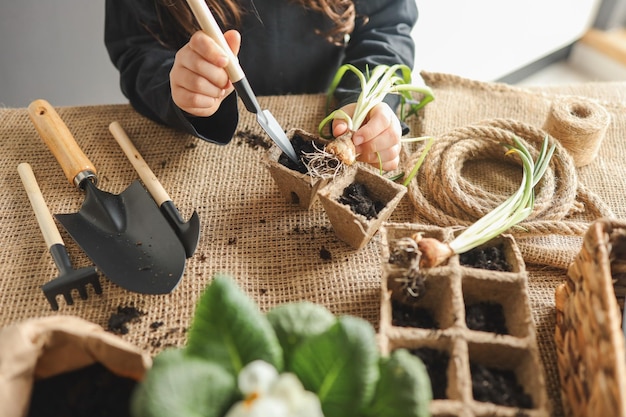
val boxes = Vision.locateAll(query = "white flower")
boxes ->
[225,360,324,417]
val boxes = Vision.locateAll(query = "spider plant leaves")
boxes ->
[131,349,237,417]
[449,136,556,255]
[320,63,434,138]
[289,316,380,417]
[364,349,432,417]
[185,275,283,375]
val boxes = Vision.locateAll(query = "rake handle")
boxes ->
[28,99,97,189]
[18,162,64,249]
[108,121,170,206]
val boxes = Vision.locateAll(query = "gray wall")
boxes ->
[0,1,126,107]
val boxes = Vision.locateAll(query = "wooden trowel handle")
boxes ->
[17,162,64,249]
[27,99,97,189]
[185,0,245,83]
[109,121,171,206]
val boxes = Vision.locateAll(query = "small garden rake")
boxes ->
[18,163,101,310]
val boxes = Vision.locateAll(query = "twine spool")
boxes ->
[542,97,611,167]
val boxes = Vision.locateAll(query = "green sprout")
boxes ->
[311,64,433,169]
[412,135,556,269]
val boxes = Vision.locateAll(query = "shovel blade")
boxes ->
[258,110,299,163]
[56,180,186,294]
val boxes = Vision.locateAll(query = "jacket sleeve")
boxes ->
[334,0,418,113]
[104,0,238,144]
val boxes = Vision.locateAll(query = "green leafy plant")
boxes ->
[131,275,432,417]
[304,64,434,175]
[412,136,556,269]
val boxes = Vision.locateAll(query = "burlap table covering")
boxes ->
[1,73,626,416]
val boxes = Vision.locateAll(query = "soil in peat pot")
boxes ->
[391,298,439,329]
[465,301,509,334]
[459,244,511,271]
[409,347,450,400]
[278,133,318,173]
[470,361,533,409]
[339,182,384,219]
[27,362,136,417]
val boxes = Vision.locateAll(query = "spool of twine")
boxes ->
[542,96,611,167]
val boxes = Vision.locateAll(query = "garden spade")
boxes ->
[27,99,186,295]
[108,121,200,258]
[185,0,299,163]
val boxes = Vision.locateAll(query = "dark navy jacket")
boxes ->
[105,0,418,144]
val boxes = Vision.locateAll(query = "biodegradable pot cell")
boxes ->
[264,128,331,210]
[378,223,550,417]
[0,316,152,417]
[555,218,626,417]
[317,165,407,250]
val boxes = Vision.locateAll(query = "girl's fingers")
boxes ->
[356,143,401,171]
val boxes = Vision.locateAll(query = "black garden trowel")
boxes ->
[109,121,200,258]
[185,0,299,163]
[28,99,186,295]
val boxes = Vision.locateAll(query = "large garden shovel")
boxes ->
[185,0,298,163]
[27,99,186,294]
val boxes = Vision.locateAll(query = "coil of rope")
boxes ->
[402,118,614,269]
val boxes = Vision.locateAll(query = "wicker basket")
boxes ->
[379,223,550,417]
[555,218,626,417]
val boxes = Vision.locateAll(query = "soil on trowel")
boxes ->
[27,362,136,417]
[409,347,450,399]
[339,182,384,220]
[470,361,533,409]
[392,299,439,329]
[459,244,511,271]
[465,301,509,334]
[278,133,317,173]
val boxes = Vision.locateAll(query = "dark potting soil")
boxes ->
[465,301,509,335]
[278,133,317,173]
[459,244,511,272]
[339,182,384,220]
[27,362,136,417]
[470,361,533,409]
[392,298,439,329]
[409,347,450,399]
[107,305,144,335]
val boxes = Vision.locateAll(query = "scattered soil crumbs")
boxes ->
[278,133,318,173]
[392,299,438,329]
[465,301,509,334]
[319,246,332,260]
[27,362,136,417]
[289,225,334,237]
[460,244,511,271]
[470,361,533,409]
[339,182,384,219]
[235,129,272,151]
[410,347,450,399]
[108,306,144,335]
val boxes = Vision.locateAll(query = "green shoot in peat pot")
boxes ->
[412,136,556,269]
[304,64,434,177]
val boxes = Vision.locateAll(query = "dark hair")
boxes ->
[154,0,356,47]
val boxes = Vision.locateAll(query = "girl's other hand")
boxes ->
[332,102,402,171]
[170,29,241,117]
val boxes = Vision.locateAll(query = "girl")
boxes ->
[105,0,418,170]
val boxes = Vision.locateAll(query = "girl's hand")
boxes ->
[170,30,241,117]
[332,102,402,171]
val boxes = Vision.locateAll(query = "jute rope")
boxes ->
[404,118,614,267]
